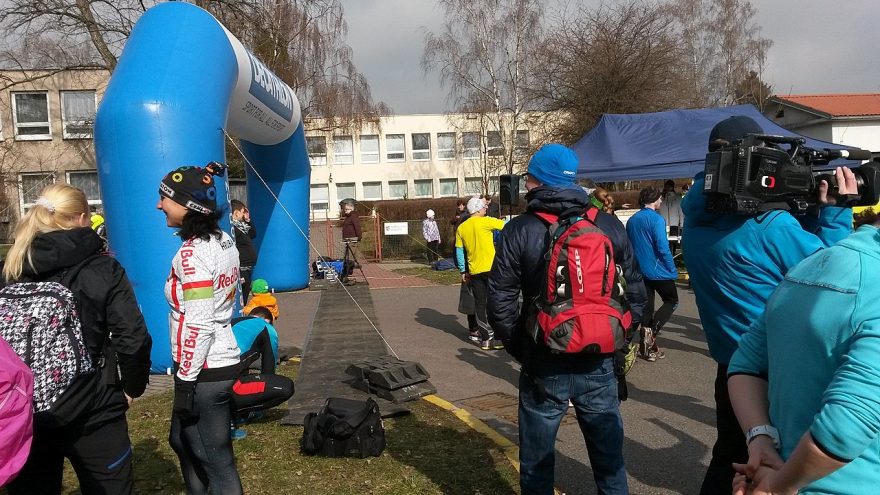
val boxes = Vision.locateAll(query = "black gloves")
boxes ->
[173,377,198,423]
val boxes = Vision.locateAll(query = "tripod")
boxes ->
[341,238,367,285]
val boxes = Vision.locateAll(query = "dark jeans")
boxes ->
[169,379,242,495]
[643,279,679,334]
[469,272,494,341]
[699,364,748,495]
[519,358,628,495]
[240,266,254,305]
[8,416,134,495]
[426,240,440,263]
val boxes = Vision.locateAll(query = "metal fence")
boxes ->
[306,216,456,263]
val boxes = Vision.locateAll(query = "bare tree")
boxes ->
[734,70,772,110]
[0,0,387,129]
[234,0,389,133]
[533,1,692,144]
[423,0,543,176]
[666,0,772,106]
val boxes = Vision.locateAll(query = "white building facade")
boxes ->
[763,94,880,153]
[304,112,554,218]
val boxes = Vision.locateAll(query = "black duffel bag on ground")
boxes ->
[301,397,385,458]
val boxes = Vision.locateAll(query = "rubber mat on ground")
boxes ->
[282,283,410,425]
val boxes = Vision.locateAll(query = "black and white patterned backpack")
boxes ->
[0,280,98,427]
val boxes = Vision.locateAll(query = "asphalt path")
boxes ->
[276,282,717,495]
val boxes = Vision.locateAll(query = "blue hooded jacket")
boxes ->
[626,208,677,280]
[681,173,852,365]
[729,225,880,494]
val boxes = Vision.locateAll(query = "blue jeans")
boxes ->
[519,357,628,495]
[169,379,242,495]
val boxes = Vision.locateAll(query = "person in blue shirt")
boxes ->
[230,307,293,418]
[681,115,856,494]
[626,186,678,362]
[728,210,880,495]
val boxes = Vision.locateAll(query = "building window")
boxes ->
[363,181,383,200]
[310,184,329,215]
[487,131,503,157]
[333,136,353,165]
[439,178,459,197]
[464,177,482,195]
[306,136,327,166]
[336,182,356,201]
[412,133,431,161]
[514,129,530,156]
[61,90,96,139]
[462,132,480,159]
[66,171,102,206]
[360,134,379,164]
[19,172,55,212]
[386,134,405,162]
[414,179,433,198]
[12,92,51,140]
[388,180,408,199]
[437,132,455,160]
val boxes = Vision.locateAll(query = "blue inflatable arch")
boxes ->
[95,2,311,373]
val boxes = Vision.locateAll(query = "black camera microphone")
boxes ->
[820,148,873,161]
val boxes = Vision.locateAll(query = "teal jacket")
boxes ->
[625,208,677,280]
[681,174,852,364]
[729,225,880,494]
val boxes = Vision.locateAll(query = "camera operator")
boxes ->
[339,198,361,242]
[681,115,858,495]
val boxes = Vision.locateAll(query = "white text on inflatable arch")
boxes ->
[247,53,294,121]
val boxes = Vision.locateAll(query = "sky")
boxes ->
[341,0,880,114]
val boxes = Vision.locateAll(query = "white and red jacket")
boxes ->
[165,232,241,381]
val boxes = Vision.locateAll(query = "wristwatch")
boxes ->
[746,424,780,449]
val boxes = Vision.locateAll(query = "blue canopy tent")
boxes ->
[571,104,859,182]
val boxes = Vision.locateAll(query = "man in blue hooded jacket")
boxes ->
[488,143,646,495]
[681,115,857,494]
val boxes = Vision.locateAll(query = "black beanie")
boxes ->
[159,162,226,214]
[708,116,764,151]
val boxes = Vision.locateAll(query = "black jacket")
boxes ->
[233,220,257,267]
[341,213,362,239]
[2,228,152,427]
[488,186,647,370]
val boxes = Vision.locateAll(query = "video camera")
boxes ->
[703,134,879,215]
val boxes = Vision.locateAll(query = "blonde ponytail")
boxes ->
[3,183,90,282]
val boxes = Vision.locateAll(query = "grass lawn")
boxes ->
[60,361,519,494]
[392,266,462,285]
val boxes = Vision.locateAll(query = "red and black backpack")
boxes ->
[528,207,632,354]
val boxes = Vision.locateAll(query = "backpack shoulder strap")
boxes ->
[584,207,599,224]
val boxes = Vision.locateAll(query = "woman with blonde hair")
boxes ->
[2,183,152,494]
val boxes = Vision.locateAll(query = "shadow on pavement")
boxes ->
[385,415,517,495]
[456,346,521,389]
[415,306,470,343]
[623,418,708,494]
[627,383,715,427]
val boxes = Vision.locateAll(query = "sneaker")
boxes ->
[489,339,505,350]
[650,340,666,360]
[468,331,481,343]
